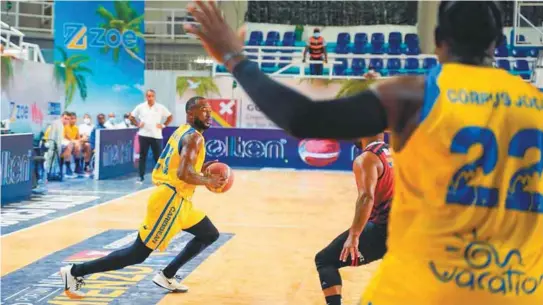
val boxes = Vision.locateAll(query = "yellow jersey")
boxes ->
[64,125,79,140]
[152,124,206,199]
[362,63,543,305]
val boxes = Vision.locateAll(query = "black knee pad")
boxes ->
[317,266,342,289]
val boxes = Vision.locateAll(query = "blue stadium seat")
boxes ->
[261,56,276,68]
[387,58,401,74]
[404,33,419,48]
[281,31,295,51]
[352,44,366,54]
[405,46,420,55]
[423,58,438,70]
[369,58,384,72]
[371,33,385,54]
[263,40,277,53]
[512,48,539,58]
[249,31,263,45]
[404,57,419,74]
[496,59,510,71]
[388,43,401,55]
[351,58,366,75]
[334,58,348,75]
[266,31,280,42]
[283,31,294,42]
[388,32,402,44]
[335,44,349,54]
[337,32,351,46]
[494,45,509,57]
[514,59,530,72]
[354,33,368,46]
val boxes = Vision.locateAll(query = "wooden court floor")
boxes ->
[2,170,380,305]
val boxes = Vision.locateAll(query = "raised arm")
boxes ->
[184,1,425,141]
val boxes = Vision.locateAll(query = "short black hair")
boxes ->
[185,96,205,113]
[97,113,105,118]
[435,1,503,59]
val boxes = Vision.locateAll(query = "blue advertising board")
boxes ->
[94,128,138,180]
[163,127,390,171]
[1,133,34,204]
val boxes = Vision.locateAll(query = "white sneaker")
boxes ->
[152,271,189,292]
[59,265,85,299]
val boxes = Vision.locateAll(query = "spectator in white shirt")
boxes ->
[104,113,118,129]
[79,113,95,138]
[129,89,173,183]
[119,113,136,128]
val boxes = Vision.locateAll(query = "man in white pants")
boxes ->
[130,89,173,183]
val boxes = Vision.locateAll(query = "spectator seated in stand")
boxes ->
[89,113,107,152]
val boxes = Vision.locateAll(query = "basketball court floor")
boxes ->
[1,170,380,305]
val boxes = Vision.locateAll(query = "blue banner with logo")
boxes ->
[95,128,138,180]
[1,134,34,204]
[163,127,390,171]
[53,1,145,121]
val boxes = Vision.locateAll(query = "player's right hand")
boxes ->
[206,173,227,189]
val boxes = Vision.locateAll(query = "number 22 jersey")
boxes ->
[362,63,543,305]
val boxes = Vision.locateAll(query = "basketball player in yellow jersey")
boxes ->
[187,1,543,304]
[60,96,226,299]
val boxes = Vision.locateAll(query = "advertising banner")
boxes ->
[53,1,145,121]
[1,60,64,138]
[172,75,355,129]
[163,127,390,171]
[94,128,138,180]
[0,134,34,204]
[208,98,238,128]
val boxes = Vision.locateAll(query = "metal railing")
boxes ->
[212,45,538,81]
[0,3,200,41]
[0,1,54,34]
[146,52,213,71]
[144,7,197,40]
[0,21,45,62]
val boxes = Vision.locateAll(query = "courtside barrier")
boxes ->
[164,127,390,171]
[94,128,138,180]
[1,133,33,204]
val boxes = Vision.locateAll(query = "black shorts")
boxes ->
[316,221,387,268]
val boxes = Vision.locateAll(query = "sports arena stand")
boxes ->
[214,1,543,83]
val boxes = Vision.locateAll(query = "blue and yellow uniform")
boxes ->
[362,64,543,305]
[139,124,207,252]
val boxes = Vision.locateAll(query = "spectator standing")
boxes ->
[129,89,173,183]
[303,28,328,75]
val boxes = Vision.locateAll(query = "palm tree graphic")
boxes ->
[96,1,144,63]
[54,47,93,108]
[176,77,220,97]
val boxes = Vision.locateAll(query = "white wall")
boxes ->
[144,70,211,126]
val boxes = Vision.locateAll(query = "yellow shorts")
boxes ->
[139,184,206,252]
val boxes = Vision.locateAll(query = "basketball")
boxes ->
[205,162,234,193]
[298,139,341,167]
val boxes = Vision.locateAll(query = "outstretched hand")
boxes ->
[184,0,245,68]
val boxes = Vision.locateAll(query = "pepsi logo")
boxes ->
[298,139,341,167]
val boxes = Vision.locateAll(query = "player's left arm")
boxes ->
[349,152,382,236]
